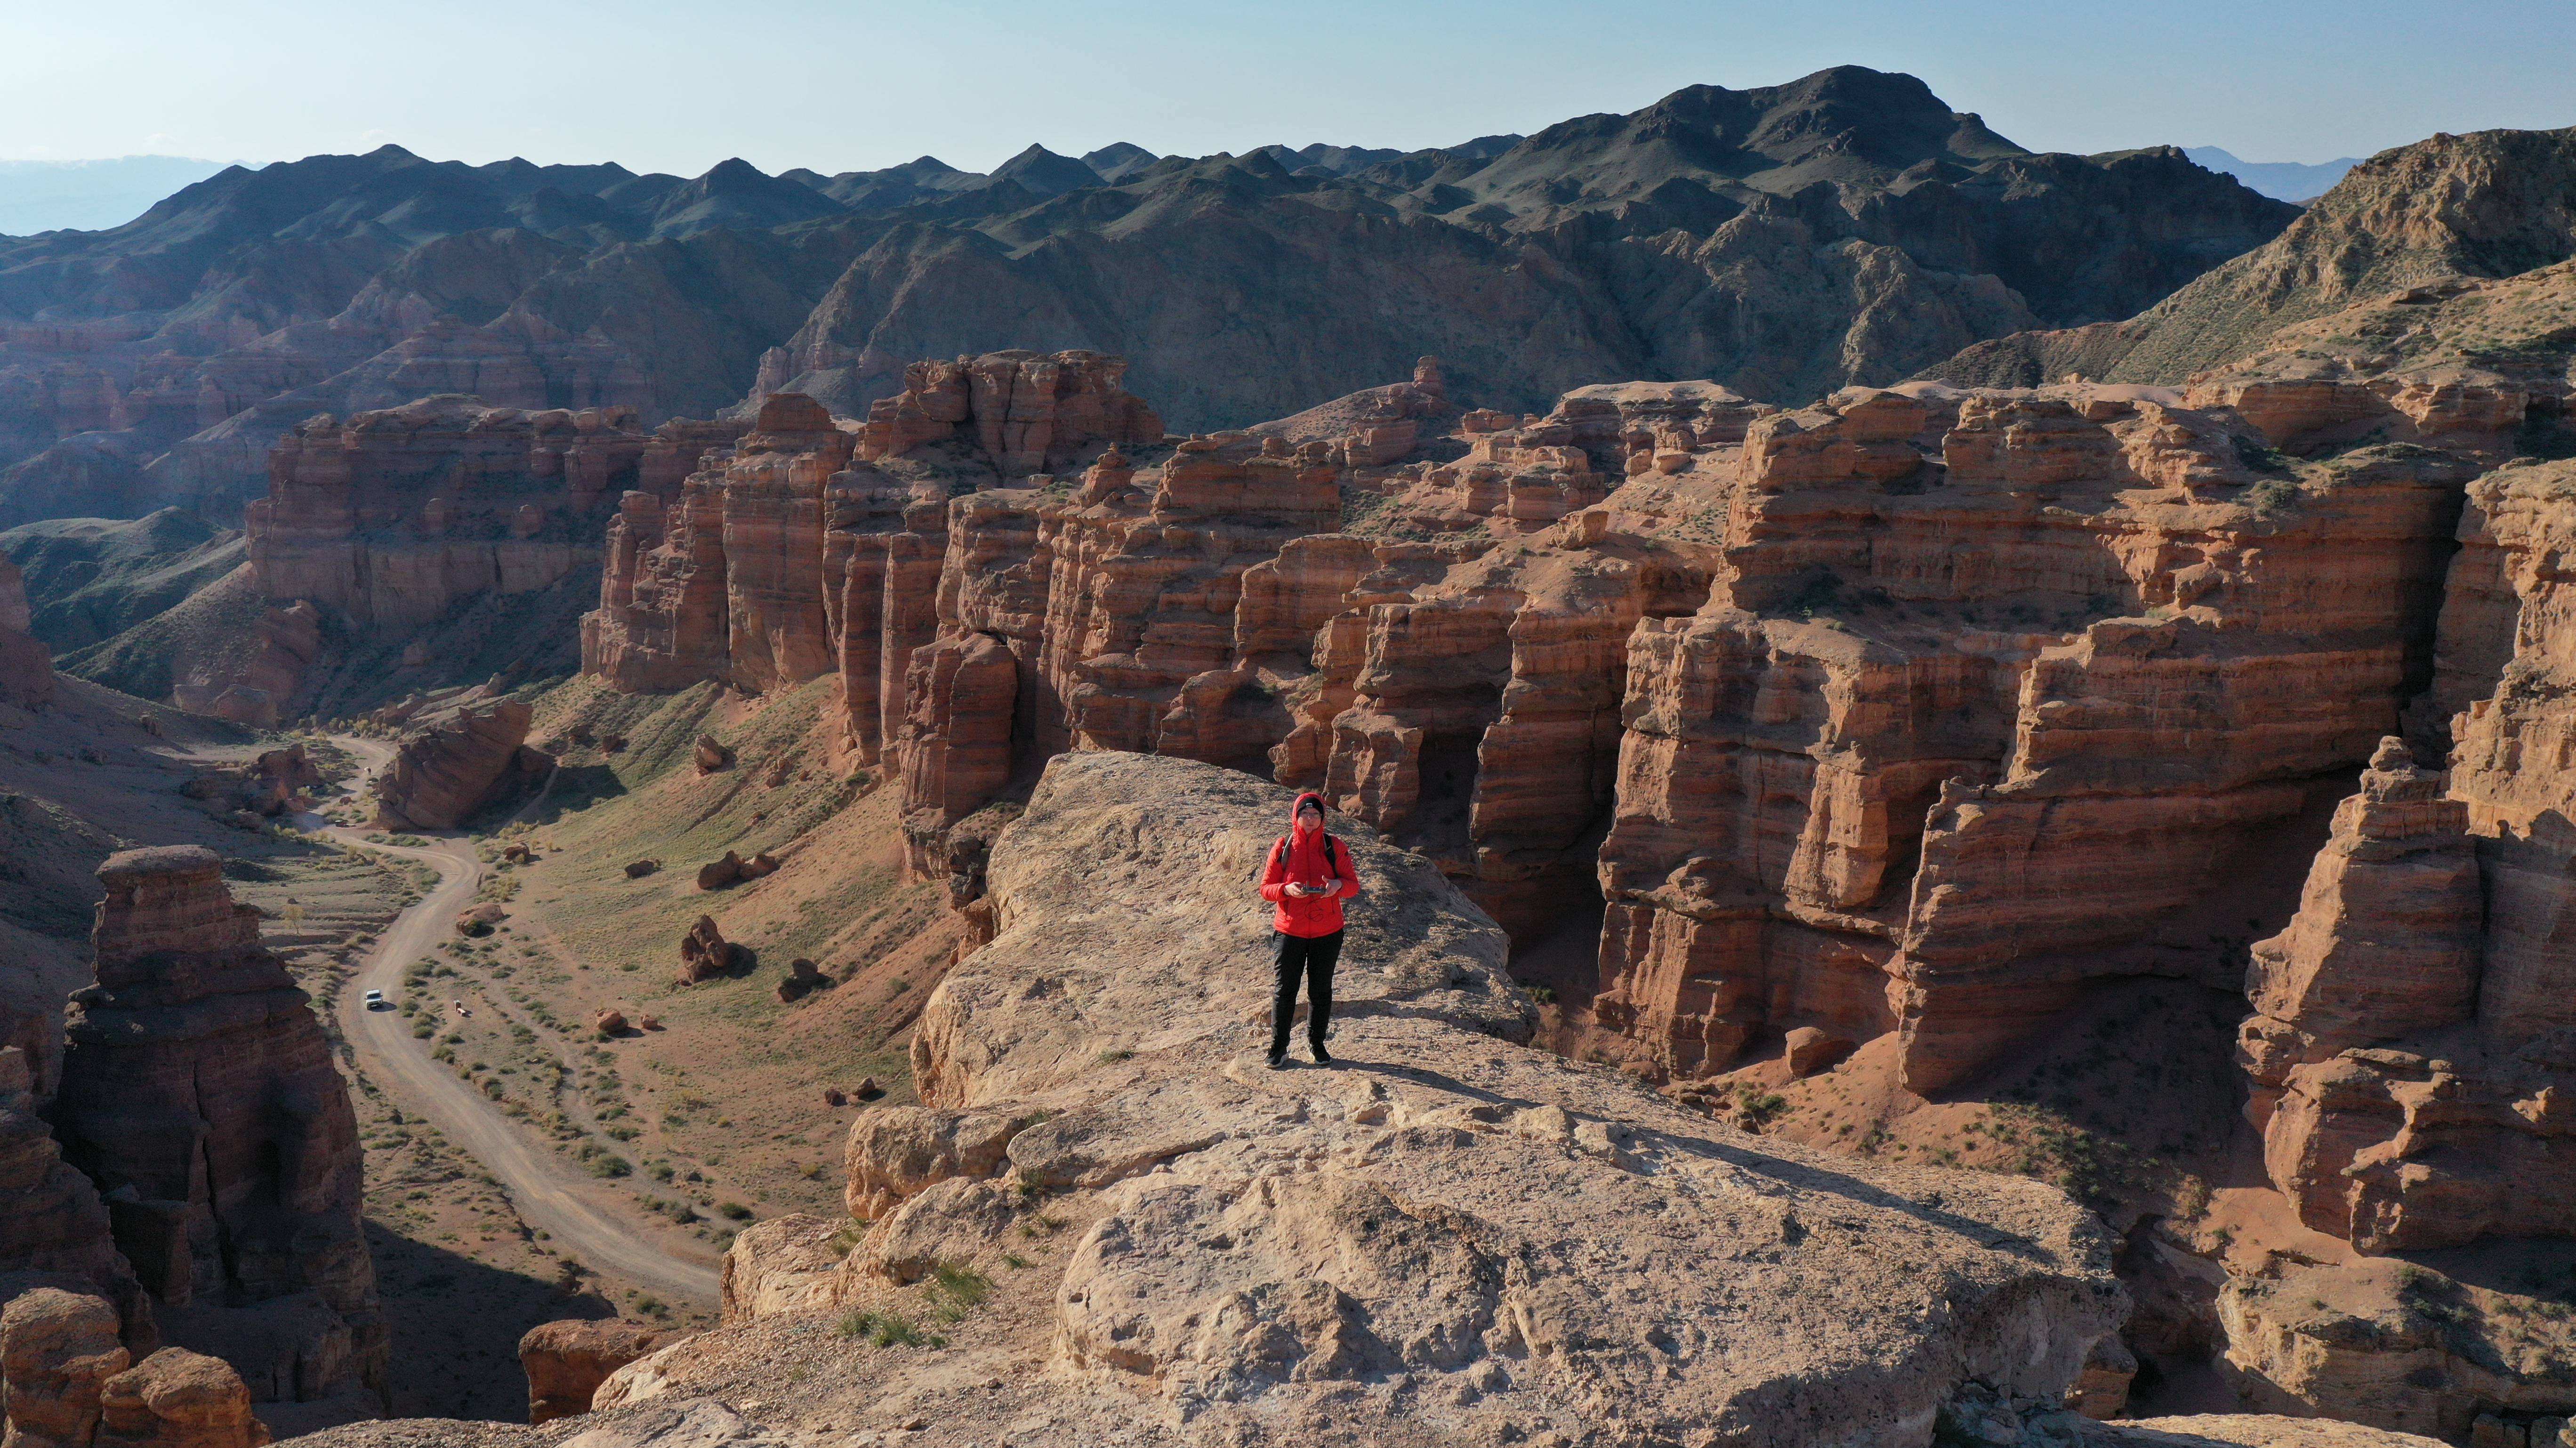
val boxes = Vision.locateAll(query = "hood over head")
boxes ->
[1290,791,1326,835]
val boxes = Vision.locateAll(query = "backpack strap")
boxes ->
[1275,833,1343,876]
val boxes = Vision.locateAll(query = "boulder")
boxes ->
[716,1216,841,1325]
[453,903,506,936]
[0,1288,128,1448]
[692,736,731,774]
[515,1319,665,1425]
[774,958,825,1004]
[593,1011,628,1036]
[693,853,741,891]
[622,859,659,879]
[371,698,541,831]
[1782,1027,1854,1078]
[676,918,738,982]
[94,1349,267,1448]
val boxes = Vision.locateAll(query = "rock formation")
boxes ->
[0,557,55,709]
[676,918,740,983]
[370,693,543,830]
[646,751,2130,1446]
[0,1050,150,1336]
[93,1349,266,1448]
[514,1320,665,1426]
[592,357,2497,1100]
[2243,460,2576,1252]
[2,1287,130,1448]
[1,1290,267,1448]
[49,847,383,1404]
[848,351,1162,477]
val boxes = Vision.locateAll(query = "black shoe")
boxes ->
[1267,1051,1288,1070]
[1309,1043,1333,1066]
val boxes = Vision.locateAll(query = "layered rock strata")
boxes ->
[370,693,543,831]
[49,847,382,1403]
[167,398,743,718]
[666,751,2127,1446]
[0,1048,151,1338]
[587,360,2518,1108]
[1596,386,2469,1088]
[2242,459,2576,1251]
[588,363,1734,938]
[0,557,55,709]
[845,351,1163,477]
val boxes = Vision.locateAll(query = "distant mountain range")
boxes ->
[0,156,238,234]
[2182,147,2360,202]
[0,67,2298,530]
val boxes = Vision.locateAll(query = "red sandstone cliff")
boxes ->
[581,348,2576,1282]
[49,846,381,1406]
[370,689,545,831]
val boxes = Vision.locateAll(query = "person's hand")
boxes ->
[1285,883,1309,897]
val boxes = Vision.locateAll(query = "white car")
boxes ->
[362,989,388,1010]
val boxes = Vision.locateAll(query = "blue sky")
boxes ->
[4,0,2570,175]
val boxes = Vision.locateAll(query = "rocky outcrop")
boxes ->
[846,351,1162,477]
[250,398,648,634]
[579,396,847,694]
[660,751,2131,1446]
[2242,460,2576,1253]
[137,399,733,718]
[514,1320,664,1426]
[94,1350,266,1448]
[2237,739,2481,1121]
[0,1050,149,1335]
[2,1287,129,1448]
[50,847,382,1405]
[0,557,55,709]
[588,363,2496,1099]
[370,694,542,830]
[2,1292,266,1448]
[675,918,740,983]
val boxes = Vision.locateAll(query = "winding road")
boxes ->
[311,737,722,1305]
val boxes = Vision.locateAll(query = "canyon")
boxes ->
[0,68,2571,1448]
[544,112,2576,1423]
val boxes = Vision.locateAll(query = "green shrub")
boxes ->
[837,1310,944,1349]
[716,1201,754,1221]
[2246,477,2301,514]
[926,1262,992,1322]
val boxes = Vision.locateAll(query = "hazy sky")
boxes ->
[5,0,2571,176]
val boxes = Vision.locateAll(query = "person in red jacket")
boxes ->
[1259,791,1360,1067]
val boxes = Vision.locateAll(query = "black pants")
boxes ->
[1271,929,1343,1057]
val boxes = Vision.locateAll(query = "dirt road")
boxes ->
[314,737,722,1305]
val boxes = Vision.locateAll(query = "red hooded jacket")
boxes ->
[1260,791,1359,937]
